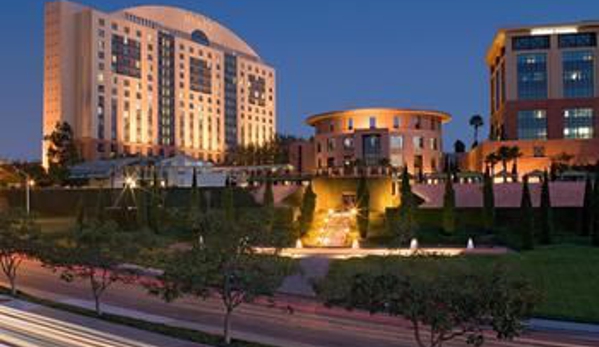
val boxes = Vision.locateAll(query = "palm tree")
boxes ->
[469,115,484,148]
[495,146,512,183]
[484,152,500,176]
[509,146,523,181]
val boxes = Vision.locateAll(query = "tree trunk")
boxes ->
[224,307,232,344]
[9,276,17,297]
[94,293,102,316]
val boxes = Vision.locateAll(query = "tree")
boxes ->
[149,212,295,345]
[356,175,370,239]
[42,220,147,315]
[316,262,537,347]
[298,182,317,236]
[482,168,495,231]
[592,171,599,247]
[0,210,41,296]
[509,146,522,182]
[496,146,512,183]
[263,179,274,208]
[453,140,466,154]
[188,167,202,232]
[520,177,534,250]
[44,121,81,185]
[581,175,593,236]
[469,114,484,148]
[484,153,500,176]
[222,185,235,222]
[539,171,553,245]
[442,175,456,234]
[397,166,417,244]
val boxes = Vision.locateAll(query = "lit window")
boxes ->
[517,110,547,140]
[390,135,403,149]
[564,108,594,139]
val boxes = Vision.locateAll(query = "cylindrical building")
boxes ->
[306,108,451,174]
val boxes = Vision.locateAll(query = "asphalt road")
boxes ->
[3,260,599,347]
[0,304,199,347]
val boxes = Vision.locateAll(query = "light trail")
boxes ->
[0,305,162,347]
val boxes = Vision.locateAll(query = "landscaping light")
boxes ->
[350,208,358,216]
[28,179,35,187]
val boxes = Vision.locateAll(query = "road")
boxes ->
[3,260,599,347]
[0,304,199,347]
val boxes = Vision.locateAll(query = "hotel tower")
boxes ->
[43,1,276,165]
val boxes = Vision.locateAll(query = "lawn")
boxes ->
[325,245,599,323]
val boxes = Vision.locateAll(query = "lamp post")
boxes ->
[25,176,34,214]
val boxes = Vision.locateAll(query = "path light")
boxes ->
[125,176,136,188]
[409,238,419,251]
[467,238,474,250]
[295,239,303,249]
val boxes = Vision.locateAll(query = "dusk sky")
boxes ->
[2,0,599,160]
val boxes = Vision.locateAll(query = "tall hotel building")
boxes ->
[467,22,599,173]
[43,1,276,165]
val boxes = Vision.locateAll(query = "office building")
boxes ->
[466,22,599,174]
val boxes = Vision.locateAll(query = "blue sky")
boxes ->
[1,0,599,160]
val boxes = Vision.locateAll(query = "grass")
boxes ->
[325,244,599,324]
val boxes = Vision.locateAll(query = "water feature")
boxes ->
[467,238,474,250]
[409,238,419,251]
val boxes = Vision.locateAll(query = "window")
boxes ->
[413,136,424,150]
[343,137,354,150]
[563,51,594,98]
[348,118,354,130]
[517,110,547,140]
[327,138,335,151]
[429,138,438,151]
[533,146,545,158]
[317,142,322,153]
[390,135,403,149]
[517,53,547,100]
[390,154,403,168]
[393,116,400,129]
[564,108,594,139]
[362,134,382,166]
[413,116,422,129]
[512,35,550,51]
[559,33,597,48]
[369,116,376,129]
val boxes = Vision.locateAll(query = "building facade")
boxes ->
[305,108,450,174]
[43,1,276,166]
[466,22,599,173]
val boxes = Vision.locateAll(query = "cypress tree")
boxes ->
[95,186,107,224]
[263,179,274,207]
[520,176,534,250]
[397,166,417,244]
[539,171,553,245]
[299,182,316,236]
[75,196,86,232]
[592,172,599,247]
[442,174,456,234]
[188,168,200,225]
[483,168,495,231]
[581,175,593,236]
[222,185,235,222]
[356,175,370,239]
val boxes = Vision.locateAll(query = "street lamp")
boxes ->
[25,177,35,215]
